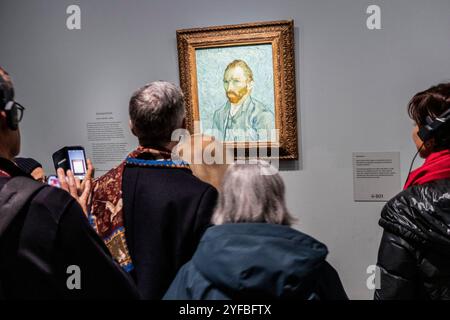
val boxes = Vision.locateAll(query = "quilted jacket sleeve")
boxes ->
[374,231,420,300]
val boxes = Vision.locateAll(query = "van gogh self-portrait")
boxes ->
[196,45,276,142]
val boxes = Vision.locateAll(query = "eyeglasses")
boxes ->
[11,102,25,123]
[4,101,25,124]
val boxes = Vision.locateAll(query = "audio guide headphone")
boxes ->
[0,73,23,131]
[405,98,450,185]
[417,107,450,143]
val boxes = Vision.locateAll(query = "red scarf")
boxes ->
[404,149,450,189]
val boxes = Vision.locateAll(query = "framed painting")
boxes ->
[177,20,298,159]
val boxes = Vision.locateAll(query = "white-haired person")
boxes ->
[164,161,348,300]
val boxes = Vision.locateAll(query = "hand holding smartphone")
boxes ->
[52,147,94,216]
[56,165,93,216]
[52,146,88,180]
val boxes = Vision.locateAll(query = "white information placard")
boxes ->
[86,111,131,175]
[353,152,401,202]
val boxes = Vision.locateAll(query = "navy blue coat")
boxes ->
[164,223,347,300]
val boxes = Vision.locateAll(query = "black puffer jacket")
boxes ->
[375,178,450,300]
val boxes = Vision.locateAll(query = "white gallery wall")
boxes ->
[1,0,450,299]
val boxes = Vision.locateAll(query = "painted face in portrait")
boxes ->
[223,66,253,105]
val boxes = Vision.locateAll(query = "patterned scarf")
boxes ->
[90,146,190,272]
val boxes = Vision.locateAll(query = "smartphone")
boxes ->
[47,175,61,188]
[52,146,87,180]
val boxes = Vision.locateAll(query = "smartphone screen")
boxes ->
[68,149,86,179]
[47,175,61,188]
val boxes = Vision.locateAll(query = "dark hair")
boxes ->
[129,81,186,145]
[0,67,14,109]
[408,83,450,149]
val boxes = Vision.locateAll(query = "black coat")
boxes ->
[0,158,139,299]
[122,163,218,299]
[164,223,348,300]
[375,178,450,300]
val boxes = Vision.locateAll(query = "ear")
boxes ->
[0,111,8,131]
[425,138,436,151]
[129,120,137,137]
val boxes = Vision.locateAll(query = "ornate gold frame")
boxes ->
[176,20,298,159]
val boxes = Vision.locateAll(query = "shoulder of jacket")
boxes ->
[248,96,270,110]
[385,180,450,213]
[136,166,216,195]
[30,185,75,219]
[246,97,273,118]
[213,102,229,117]
[384,184,425,212]
[190,178,218,199]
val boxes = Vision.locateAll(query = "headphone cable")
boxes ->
[404,143,424,187]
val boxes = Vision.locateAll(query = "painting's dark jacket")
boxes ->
[212,96,274,141]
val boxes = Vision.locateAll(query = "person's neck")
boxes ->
[138,140,177,152]
[0,146,13,161]
[164,140,180,151]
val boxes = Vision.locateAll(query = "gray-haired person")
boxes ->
[164,161,348,300]
[90,81,218,299]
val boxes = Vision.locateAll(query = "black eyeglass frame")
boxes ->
[4,101,25,123]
